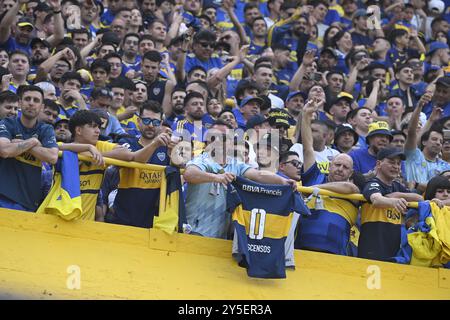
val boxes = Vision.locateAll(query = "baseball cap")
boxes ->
[366,121,393,144]
[246,114,268,129]
[353,9,367,19]
[436,76,450,88]
[30,38,51,49]
[321,47,338,59]
[239,96,264,108]
[54,118,69,127]
[326,92,354,113]
[286,91,307,102]
[334,124,358,146]
[427,41,449,56]
[376,147,406,161]
[16,17,34,29]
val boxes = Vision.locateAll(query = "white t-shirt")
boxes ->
[290,143,340,174]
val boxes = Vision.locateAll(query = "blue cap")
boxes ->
[240,96,264,108]
[377,147,406,161]
[246,114,268,129]
[427,41,449,56]
[286,91,307,102]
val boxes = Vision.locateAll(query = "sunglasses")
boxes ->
[199,42,215,49]
[140,117,161,126]
[283,160,302,168]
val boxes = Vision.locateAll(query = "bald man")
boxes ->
[298,151,361,255]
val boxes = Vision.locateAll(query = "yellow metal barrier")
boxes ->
[63,152,420,208]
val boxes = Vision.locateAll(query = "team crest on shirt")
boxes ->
[157,152,166,162]
[153,87,161,96]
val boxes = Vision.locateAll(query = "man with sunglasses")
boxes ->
[102,100,179,227]
[184,29,223,76]
[278,151,302,182]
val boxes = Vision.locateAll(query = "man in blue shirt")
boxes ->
[232,96,264,130]
[0,85,58,211]
[349,121,393,175]
[184,29,223,74]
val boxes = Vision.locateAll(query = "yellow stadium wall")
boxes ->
[0,209,449,299]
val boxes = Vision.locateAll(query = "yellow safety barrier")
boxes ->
[60,151,420,208]
[296,186,420,209]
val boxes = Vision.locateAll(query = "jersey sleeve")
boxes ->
[301,162,325,186]
[97,141,118,153]
[40,124,58,148]
[0,119,13,140]
[362,180,383,203]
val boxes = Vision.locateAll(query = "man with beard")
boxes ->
[53,118,71,143]
[173,92,208,155]
[141,50,174,109]
[248,17,267,60]
[318,48,338,73]
[121,33,141,73]
[284,91,305,125]
[251,64,284,109]
[359,147,423,262]
[349,121,393,175]
[404,91,449,192]
[0,0,64,55]
[29,38,51,81]
[296,98,360,256]
[268,3,312,59]
[164,88,186,128]
[104,100,178,227]
[0,85,58,211]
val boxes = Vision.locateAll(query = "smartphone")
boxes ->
[309,72,322,82]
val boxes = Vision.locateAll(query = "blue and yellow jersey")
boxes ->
[228,176,310,278]
[0,117,57,211]
[117,106,140,137]
[172,118,207,156]
[359,177,409,261]
[79,141,117,220]
[297,195,359,255]
[113,137,181,230]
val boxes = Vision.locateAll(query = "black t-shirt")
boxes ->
[359,177,410,262]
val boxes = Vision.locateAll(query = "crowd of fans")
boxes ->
[0,0,449,265]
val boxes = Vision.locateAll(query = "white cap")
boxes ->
[428,0,445,14]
